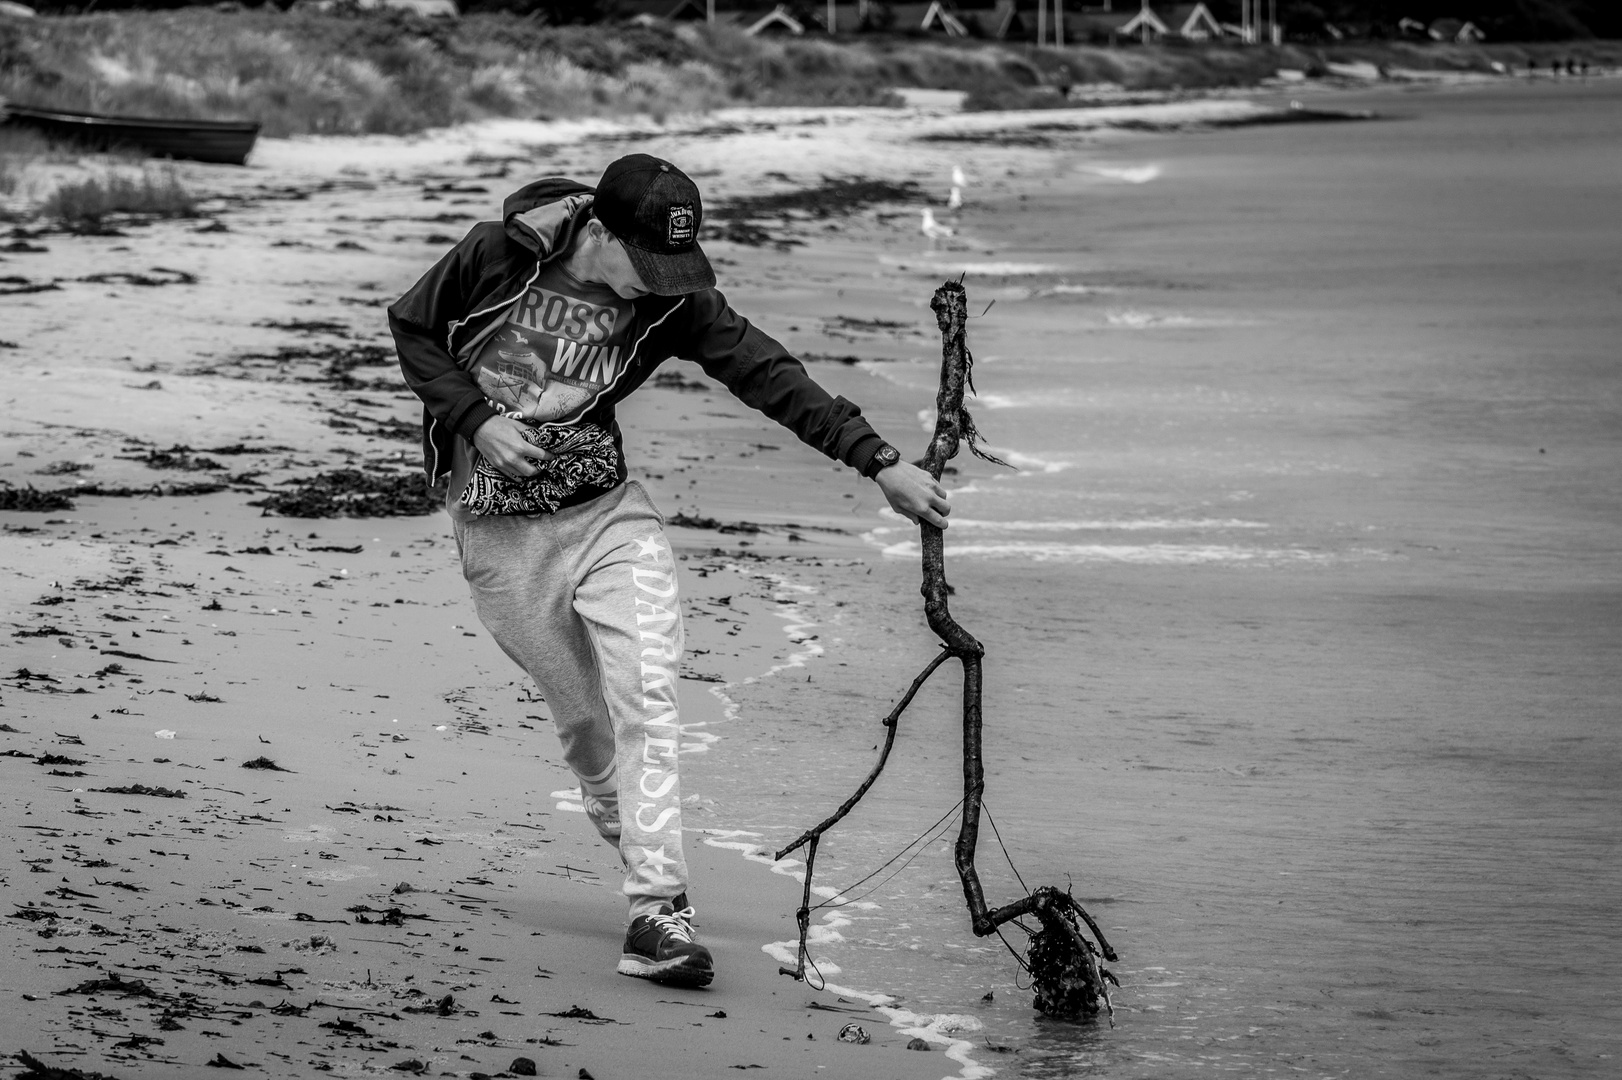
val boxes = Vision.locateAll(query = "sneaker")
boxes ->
[618,901,713,987]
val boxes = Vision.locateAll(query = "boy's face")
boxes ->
[587,222,652,299]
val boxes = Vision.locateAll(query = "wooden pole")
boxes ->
[1054,0,1063,47]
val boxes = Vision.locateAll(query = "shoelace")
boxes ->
[650,906,697,943]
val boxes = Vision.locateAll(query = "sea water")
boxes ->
[703,79,1622,1078]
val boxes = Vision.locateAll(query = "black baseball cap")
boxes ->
[593,154,715,296]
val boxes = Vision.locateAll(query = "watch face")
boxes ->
[876,445,901,468]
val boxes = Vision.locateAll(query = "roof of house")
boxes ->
[1075,10,1139,31]
[1119,6,1171,35]
[921,0,971,36]
[1160,4,1222,34]
[742,4,804,35]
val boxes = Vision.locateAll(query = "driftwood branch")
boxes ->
[775,282,1118,1017]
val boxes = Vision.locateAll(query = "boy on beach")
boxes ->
[389,154,949,987]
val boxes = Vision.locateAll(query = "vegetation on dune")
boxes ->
[6,9,1616,144]
[2,10,898,136]
[39,168,196,223]
[0,125,65,196]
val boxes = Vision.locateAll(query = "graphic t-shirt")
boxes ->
[448,262,637,519]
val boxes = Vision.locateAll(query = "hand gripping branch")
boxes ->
[774,282,1120,1019]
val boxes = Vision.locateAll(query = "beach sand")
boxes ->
[0,108,998,1078]
[6,77,1620,1079]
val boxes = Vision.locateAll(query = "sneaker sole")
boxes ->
[618,953,714,987]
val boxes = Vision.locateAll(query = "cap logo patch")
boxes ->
[666,203,695,248]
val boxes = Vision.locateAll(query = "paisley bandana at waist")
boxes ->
[460,423,620,516]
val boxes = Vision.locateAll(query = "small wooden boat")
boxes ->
[0,103,260,166]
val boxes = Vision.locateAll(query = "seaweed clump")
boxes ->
[1027,899,1115,1020]
[250,469,439,518]
[0,484,75,512]
[702,177,923,248]
[95,784,185,798]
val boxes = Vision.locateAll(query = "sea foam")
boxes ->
[873,539,1327,564]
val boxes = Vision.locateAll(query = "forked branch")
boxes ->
[774,282,1118,1019]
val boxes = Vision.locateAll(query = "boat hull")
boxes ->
[2,105,260,166]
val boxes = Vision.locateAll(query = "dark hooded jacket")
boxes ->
[389,178,886,507]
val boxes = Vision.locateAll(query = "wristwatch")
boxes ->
[864,442,902,479]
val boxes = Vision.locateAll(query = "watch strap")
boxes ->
[862,442,901,479]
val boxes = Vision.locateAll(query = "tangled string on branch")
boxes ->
[774,281,1118,1019]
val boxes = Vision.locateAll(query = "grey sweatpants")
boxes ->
[451,481,688,920]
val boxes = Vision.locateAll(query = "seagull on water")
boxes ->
[951,165,969,189]
[946,186,963,211]
[921,208,955,245]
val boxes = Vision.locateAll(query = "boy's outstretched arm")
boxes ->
[679,290,951,527]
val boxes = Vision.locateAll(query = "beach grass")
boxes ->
[0,126,58,196]
[39,167,196,224]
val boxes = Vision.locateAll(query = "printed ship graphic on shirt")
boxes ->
[473,283,629,424]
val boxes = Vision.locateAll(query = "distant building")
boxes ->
[990,0,1029,40]
[1070,7,1128,43]
[1075,2,1224,45]
[1117,2,1171,42]
[1427,17,1461,40]
[920,0,970,37]
[742,4,805,35]
[882,2,975,36]
[1161,3,1223,41]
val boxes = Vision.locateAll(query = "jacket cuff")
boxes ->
[452,400,500,442]
[846,434,886,478]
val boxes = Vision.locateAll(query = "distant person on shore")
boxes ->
[389,155,949,988]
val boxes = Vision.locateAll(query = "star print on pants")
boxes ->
[640,845,680,881]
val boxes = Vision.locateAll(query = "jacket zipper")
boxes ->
[445,263,542,356]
